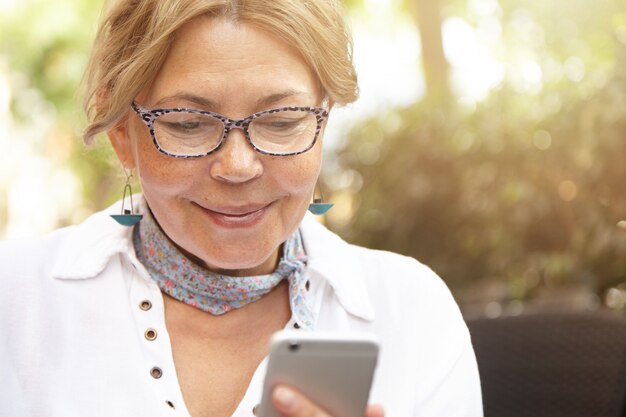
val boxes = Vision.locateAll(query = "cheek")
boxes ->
[129,123,200,197]
[275,148,322,202]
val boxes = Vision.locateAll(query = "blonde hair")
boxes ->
[82,0,358,144]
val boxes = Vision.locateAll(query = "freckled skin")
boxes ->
[109,17,327,276]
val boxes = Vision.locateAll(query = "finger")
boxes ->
[365,404,385,417]
[272,385,330,417]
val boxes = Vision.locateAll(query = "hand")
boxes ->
[271,385,385,417]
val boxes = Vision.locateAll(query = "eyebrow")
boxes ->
[153,94,217,109]
[255,90,312,108]
[152,90,312,110]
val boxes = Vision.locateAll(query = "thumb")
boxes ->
[272,385,330,417]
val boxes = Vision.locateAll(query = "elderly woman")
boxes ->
[0,0,482,416]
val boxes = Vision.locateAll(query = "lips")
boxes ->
[194,201,272,228]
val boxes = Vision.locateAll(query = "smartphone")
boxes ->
[257,330,379,417]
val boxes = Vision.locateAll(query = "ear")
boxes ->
[107,119,136,169]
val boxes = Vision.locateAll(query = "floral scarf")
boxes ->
[132,208,314,329]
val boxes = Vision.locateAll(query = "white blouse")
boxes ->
[0,201,482,417]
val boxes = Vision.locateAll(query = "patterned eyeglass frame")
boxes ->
[130,100,330,158]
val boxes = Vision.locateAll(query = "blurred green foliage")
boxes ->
[0,0,118,220]
[332,0,626,311]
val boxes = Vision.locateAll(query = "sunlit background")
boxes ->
[1,0,626,317]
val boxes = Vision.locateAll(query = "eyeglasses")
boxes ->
[130,100,330,158]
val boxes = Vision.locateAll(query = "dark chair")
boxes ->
[467,311,626,417]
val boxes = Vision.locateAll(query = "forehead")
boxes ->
[143,16,320,112]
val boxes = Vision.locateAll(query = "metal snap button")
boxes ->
[139,300,152,311]
[293,322,301,329]
[145,328,158,341]
[150,367,163,379]
[166,400,175,409]
[305,280,311,291]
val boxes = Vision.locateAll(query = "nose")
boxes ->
[209,127,263,184]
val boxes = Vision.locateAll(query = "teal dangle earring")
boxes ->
[308,181,333,215]
[110,168,143,226]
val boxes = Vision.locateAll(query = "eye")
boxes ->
[258,121,296,131]
[262,117,304,129]
[156,113,223,138]
[253,112,310,134]
[248,110,318,151]
[162,119,205,133]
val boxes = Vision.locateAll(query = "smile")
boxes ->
[196,202,272,228]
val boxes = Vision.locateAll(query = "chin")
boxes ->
[202,248,279,276]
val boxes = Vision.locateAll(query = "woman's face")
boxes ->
[109,17,326,276]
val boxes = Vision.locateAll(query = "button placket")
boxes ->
[129,266,187,413]
[136,296,163,375]
[307,271,327,324]
[137,301,165,381]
